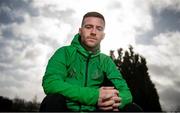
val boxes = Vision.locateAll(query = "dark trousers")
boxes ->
[39,94,143,112]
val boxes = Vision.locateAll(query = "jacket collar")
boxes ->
[71,33,100,57]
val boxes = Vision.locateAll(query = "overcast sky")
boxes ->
[0,0,180,111]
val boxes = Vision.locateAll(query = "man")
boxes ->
[40,11,142,112]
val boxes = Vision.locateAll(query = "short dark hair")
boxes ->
[81,12,105,27]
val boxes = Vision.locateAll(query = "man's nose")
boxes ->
[90,28,97,35]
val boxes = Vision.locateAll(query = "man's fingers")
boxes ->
[98,86,121,110]
[102,86,114,90]
[99,99,115,107]
[99,106,113,111]
[113,96,121,103]
[113,108,119,111]
[102,94,113,100]
[102,90,119,99]
[113,102,121,108]
[112,96,122,109]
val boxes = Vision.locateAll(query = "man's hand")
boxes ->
[98,87,121,111]
[112,95,121,111]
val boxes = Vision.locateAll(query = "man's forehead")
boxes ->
[83,17,105,26]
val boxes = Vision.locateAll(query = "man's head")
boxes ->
[79,12,105,52]
[81,12,105,27]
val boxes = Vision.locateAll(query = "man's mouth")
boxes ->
[87,38,97,42]
[87,37,97,41]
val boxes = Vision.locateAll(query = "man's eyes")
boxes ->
[84,25,103,31]
[85,25,93,29]
[96,27,103,31]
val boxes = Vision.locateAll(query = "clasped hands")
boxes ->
[98,87,121,111]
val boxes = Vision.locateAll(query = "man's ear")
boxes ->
[79,28,82,35]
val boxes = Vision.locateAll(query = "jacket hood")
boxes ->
[71,33,100,57]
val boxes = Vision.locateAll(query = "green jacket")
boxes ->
[42,34,132,111]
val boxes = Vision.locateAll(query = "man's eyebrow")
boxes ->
[84,24,103,28]
[96,25,103,28]
[84,24,93,26]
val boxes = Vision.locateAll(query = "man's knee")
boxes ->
[39,93,68,112]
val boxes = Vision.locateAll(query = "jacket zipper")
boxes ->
[79,54,91,111]
[85,54,91,87]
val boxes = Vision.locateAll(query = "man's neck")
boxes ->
[81,42,99,54]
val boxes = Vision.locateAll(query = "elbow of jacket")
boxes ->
[120,93,133,109]
[42,82,52,95]
[126,93,133,104]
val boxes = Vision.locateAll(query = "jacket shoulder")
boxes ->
[99,53,117,69]
[60,45,77,65]
[99,53,114,66]
[55,45,76,56]
[99,53,111,61]
[50,46,76,64]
